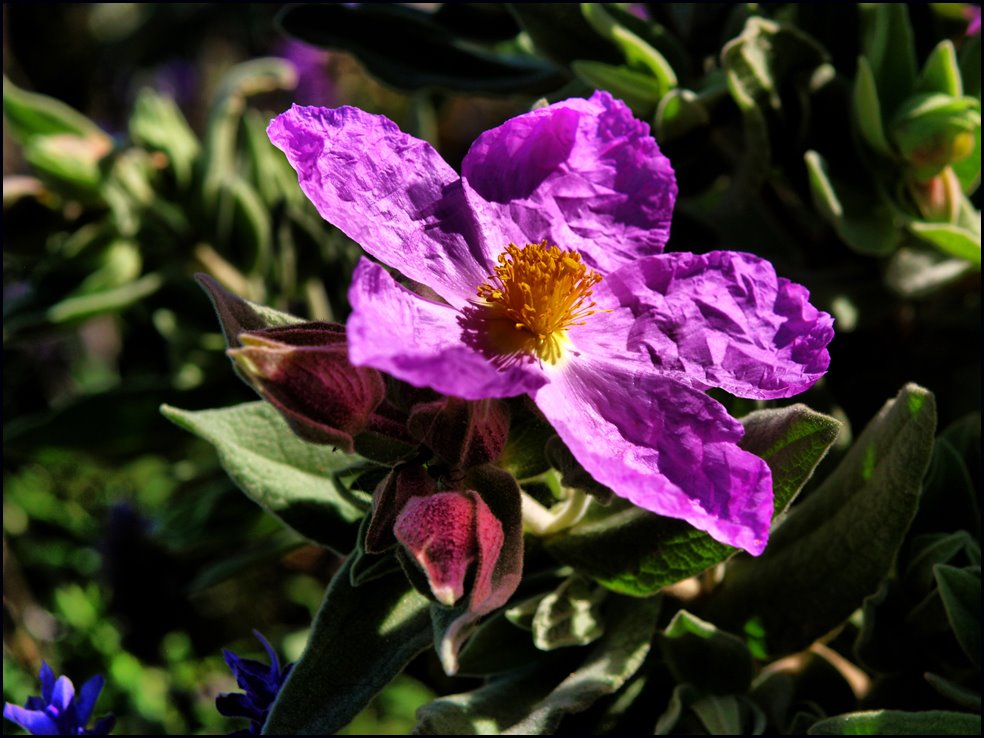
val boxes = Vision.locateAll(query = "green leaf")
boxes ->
[529,574,607,650]
[580,3,677,93]
[276,4,567,96]
[923,672,982,711]
[907,221,981,265]
[3,74,108,141]
[21,134,107,196]
[807,709,981,735]
[195,272,304,349]
[202,58,298,208]
[655,686,766,735]
[659,610,754,695]
[46,273,164,325]
[418,595,659,734]
[905,531,980,593]
[707,384,937,656]
[885,246,976,297]
[571,60,663,117]
[505,596,660,734]
[160,402,367,547]
[129,88,200,191]
[958,30,980,100]
[804,150,900,256]
[455,610,544,676]
[546,404,840,596]
[934,564,981,665]
[916,41,963,97]
[853,56,894,157]
[860,4,917,118]
[721,17,828,202]
[264,559,433,735]
[655,88,710,141]
[507,4,621,67]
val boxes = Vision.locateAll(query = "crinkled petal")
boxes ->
[347,258,548,400]
[461,91,677,274]
[605,251,833,399]
[3,704,59,736]
[533,360,773,555]
[268,104,491,307]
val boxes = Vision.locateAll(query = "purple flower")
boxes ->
[275,39,336,106]
[965,5,981,36]
[268,91,833,555]
[216,631,292,735]
[3,662,115,735]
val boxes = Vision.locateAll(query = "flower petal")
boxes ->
[606,251,833,399]
[38,662,55,705]
[347,258,548,400]
[533,360,773,555]
[268,104,492,306]
[49,676,74,713]
[3,704,60,736]
[74,674,105,726]
[461,91,677,274]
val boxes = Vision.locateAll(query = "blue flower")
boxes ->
[3,661,115,735]
[216,631,292,735]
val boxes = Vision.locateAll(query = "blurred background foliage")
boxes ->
[2,3,979,735]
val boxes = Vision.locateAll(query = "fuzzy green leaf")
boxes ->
[417,595,659,735]
[571,60,663,116]
[916,41,963,97]
[807,709,981,735]
[854,56,894,157]
[3,74,108,141]
[129,88,200,190]
[580,3,677,93]
[934,564,981,665]
[160,402,367,547]
[861,4,917,118]
[907,221,981,265]
[507,4,621,67]
[264,559,432,734]
[722,18,827,202]
[707,384,937,656]
[805,150,900,256]
[659,611,754,695]
[276,4,566,96]
[546,404,840,596]
[655,88,710,141]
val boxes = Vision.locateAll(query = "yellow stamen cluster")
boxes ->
[476,241,603,364]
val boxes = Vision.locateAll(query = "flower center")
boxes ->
[476,241,603,364]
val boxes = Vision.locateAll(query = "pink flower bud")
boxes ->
[408,397,510,468]
[394,490,504,608]
[228,322,386,452]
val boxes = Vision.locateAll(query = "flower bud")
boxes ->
[408,397,510,468]
[364,464,435,554]
[228,322,386,453]
[394,490,504,607]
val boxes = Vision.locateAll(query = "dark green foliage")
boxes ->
[4,4,980,735]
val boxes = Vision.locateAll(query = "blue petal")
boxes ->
[86,714,116,736]
[252,631,281,675]
[75,675,105,726]
[3,704,60,735]
[24,697,45,712]
[38,663,56,705]
[49,675,75,712]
